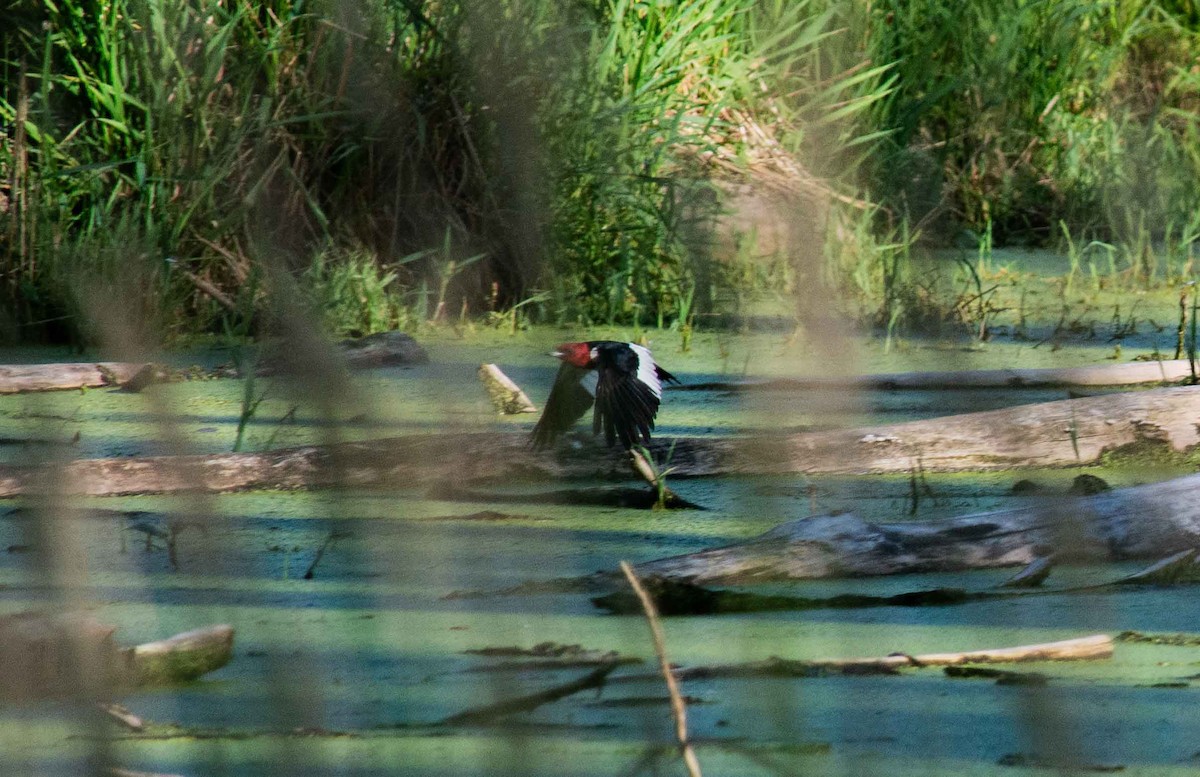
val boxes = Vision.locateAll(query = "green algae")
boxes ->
[5,313,1200,775]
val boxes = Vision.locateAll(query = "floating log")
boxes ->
[122,625,235,686]
[670,634,1113,680]
[0,614,234,701]
[0,363,159,394]
[634,472,1200,582]
[679,360,1196,391]
[0,332,428,394]
[1,383,1199,495]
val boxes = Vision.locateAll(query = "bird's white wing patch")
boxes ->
[628,344,662,397]
[580,370,599,397]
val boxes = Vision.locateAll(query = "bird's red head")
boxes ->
[552,342,593,368]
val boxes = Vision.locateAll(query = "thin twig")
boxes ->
[620,561,702,777]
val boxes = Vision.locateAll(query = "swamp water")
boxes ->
[4,286,1200,775]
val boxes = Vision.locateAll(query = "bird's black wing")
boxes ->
[531,362,595,448]
[593,350,661,449]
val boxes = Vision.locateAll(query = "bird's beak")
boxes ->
[550,350,563,358]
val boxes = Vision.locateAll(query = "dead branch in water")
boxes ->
[669,634,1112,680]
[440,662,618,726]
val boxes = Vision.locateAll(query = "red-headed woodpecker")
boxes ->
[531,340,679,449]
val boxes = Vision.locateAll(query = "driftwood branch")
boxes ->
[671,634,1113,680]
[3,383,1200,495]
[634,472,1200,582]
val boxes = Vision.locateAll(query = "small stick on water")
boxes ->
[303,530,350,580]
[620,561,702,777]
[96,702,144,731]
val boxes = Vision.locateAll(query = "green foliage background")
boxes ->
[1,0,1198,343]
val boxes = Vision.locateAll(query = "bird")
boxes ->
[531,340,679,450]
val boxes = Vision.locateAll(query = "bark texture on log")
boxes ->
[0,363,155,394]
[0,384,1198,496]
[681,360,1195,391]
[636,472,1200,582]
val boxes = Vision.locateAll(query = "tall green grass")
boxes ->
[1,0,1198,343]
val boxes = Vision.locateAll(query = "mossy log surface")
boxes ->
[123,625,235,686]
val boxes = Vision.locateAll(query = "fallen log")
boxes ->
[668,634,1113,680]
[122,625,235,686]
[0,332,428,395]
[0,614,234,701]
[1,383,1199,495]
[634,472,1200,582]
[0,363,159,394]
[594,547,1200,613]
[679,360,1195,391]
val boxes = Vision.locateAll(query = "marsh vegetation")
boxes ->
[3,1,1200,776]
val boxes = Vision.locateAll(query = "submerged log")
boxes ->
[441,662,619,726]
[1,383,1199,495]
[634,472,1200,582]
